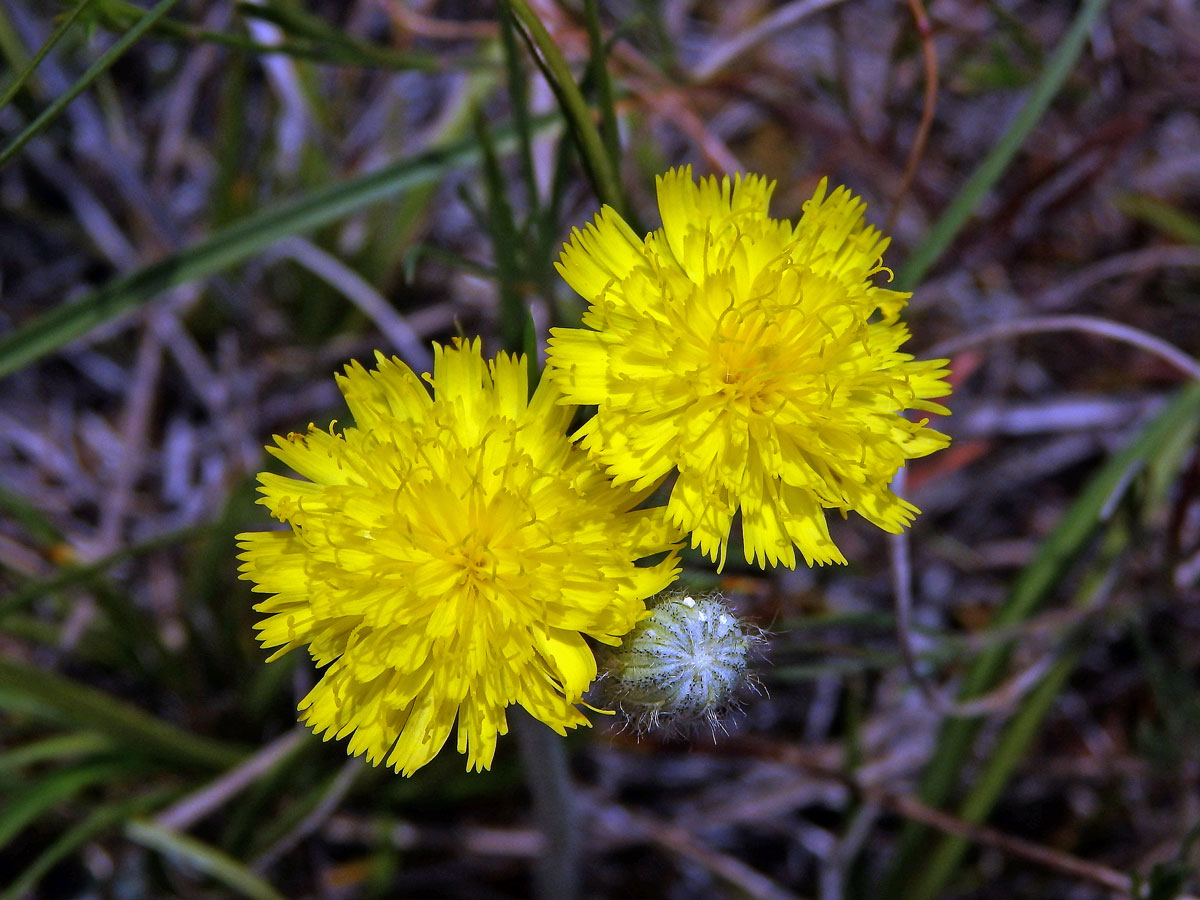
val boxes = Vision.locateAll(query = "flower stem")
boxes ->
[513,709,579,900]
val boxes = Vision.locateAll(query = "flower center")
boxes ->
[439,504,513,602]
[709,335,778,414]
[446,530,497,591]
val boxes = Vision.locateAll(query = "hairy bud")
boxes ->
[596,591,759,735]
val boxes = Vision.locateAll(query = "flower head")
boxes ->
[237,340,679,775]
[547,167,951,570]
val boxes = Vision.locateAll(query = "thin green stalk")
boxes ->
[153,28,429,69]
[50,0,421,70]
[907,515,1128,900]
[538,117,584,325]
[895,0,1113,289]
[500,0,625,217]
[907,411,1200,899]
[233,0,441,70]
[0,484,64,548]
[358,54,494,286]
[0,0,185,170]
[513,710,579,900]
[0,657,246,770]
[0,7,31,75]
[0,0,94,112]
[404,244,499,282]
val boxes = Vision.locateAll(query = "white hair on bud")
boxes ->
[594,590,763,737]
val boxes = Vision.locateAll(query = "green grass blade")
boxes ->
[235,0,374,47]
[0,524,208,618]
[0,0,95,113]
[881,382,1200,897]
[0,7,32,73]
[906,403,1200,899]
[582,0,621,176]
[0,120,551,379]
[959,384,1200,697]
[475,109,527,356]
[149,27,429,68]
[0,656,246,770]
[77,0,437,68]
[1115,194,1200,245]
[895,0,1113,289]
[906,516,1126,900]
[500,0,625,216]
[0,483,64,548]
[0,0,185,170]
[127,820,288,900]
[0,759,130,851]
[233,0,440,70]
[355,61,492,287]
[908,651,1078,900]
[498,5,538,215]
[0,787,173,900]
[0,732,113,774]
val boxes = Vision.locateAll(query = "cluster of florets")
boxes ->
[237,168,949,774]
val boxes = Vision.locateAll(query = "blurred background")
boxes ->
[2,1,1200,898]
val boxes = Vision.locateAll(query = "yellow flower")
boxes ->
[547,167,951,570]
[236,340,679,775]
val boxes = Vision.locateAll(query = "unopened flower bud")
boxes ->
[596,591,759,735]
